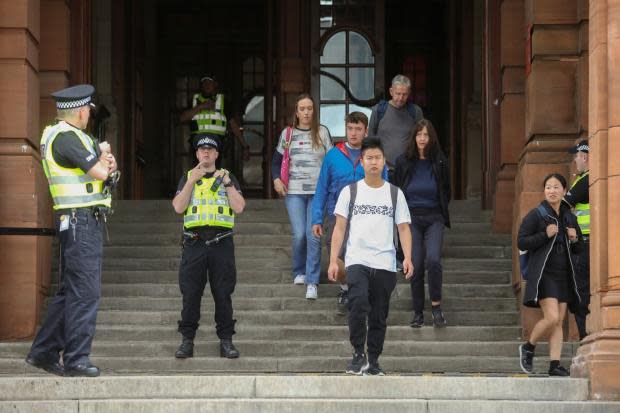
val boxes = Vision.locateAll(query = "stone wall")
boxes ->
[572,0,620,400]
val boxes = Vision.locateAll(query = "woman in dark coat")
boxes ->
[517,173,582,376]
[394,119,451,328]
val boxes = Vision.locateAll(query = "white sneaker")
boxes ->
[293,274,306,285]
[306,284,318,300]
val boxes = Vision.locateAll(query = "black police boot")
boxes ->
[175,337,194,359]
[220,338,240,358]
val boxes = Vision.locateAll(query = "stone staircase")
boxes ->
[0,199,581,375]
[2,375,620,413]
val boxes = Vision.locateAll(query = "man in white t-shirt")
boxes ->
[328,137,413,376]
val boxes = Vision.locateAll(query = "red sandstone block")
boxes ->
[579,21,589,53]
[590,180,608,290]
[39,71,69,96]
[500,94,525,164]
[40,0,70,71]
[0,62,39,141]
[531,26,579,56]
[0,28,39,69]
[607,44,620,126]
[502,67,525,94]
[500,0,525,67]
[589,131,608,184]
[607,128,620,176]
[0,235,52,340]
[607,175,620,282]
[589,0,607,53]
[525,0,579,25]
[0,0,40,41]
[526,60,579,136]
[589,46,608,135]
[579,54,589,132]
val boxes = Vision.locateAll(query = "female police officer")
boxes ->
[172,133,245,359]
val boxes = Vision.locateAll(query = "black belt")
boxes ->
[57,206,111,216]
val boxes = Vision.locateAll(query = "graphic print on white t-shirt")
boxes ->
[333,180,411,272]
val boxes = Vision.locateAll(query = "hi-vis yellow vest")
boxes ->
[571,171,590,235]
[40,121,111,210]
[191,93,227,135]
[183,173,234,229]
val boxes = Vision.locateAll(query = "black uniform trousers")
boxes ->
[177,234,237,340]
[29,209,103,369]
[347,264,397,362]
[574,240,590,340]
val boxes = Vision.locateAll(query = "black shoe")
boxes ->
[365,361,385,376]
[549,365,570,377]
[64,363,100,377]
[175,337,194,358]
[220,339,240,358]
[518,344,534,374]
[337,289,349,314]
[345,353,369,375]
[410,312,424,328]
[431,306,447,327]
[25,354,64,377]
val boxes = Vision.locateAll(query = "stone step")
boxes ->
[111,198,489,213]
[0,375,591,401]
[50,283,514,299]
[2,355,575,375]
[95,245,510,259]
[69,309,519,326]
[108,210,494,222]
[96,269,511,285]
[0,340,577,359]
[104,221,494,235]
[87,296,517,312]
[4,399,617,413]
[90,257,512,271]
[72,325,527,342]
[83,233,511,247]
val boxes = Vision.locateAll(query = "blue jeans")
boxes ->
[285,194,321,285]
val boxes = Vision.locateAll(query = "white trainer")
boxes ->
[306,284,318,300]
[293,274,306,285]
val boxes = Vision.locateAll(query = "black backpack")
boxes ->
[518,204,548,280]
[376,100,423,124]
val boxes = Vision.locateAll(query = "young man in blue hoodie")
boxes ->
[312,112,387,312]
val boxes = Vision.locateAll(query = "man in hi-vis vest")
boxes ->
[180,76,250,163]
[26,84,117,377]
[564,139,590,340]
[172,134,245,359]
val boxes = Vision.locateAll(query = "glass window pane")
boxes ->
[320,104,346,137]
[349,31,373,64]
[349,67,374,100]
[321,31,346,64]
[348,104,373,123]
[243,96,264,122]
[320,68,346,100]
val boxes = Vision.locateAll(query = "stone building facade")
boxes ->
[0,0,618,399]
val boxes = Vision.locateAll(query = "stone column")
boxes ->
[514,0,588,340]
[0,0,54,339]
[491,0,524,235]
[572,0,620,400]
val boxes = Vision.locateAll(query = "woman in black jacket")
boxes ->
[517,173,582,376]
[394,119,451,328]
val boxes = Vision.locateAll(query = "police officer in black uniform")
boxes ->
[172,133,245,359]
[564,140,591,340]
[26,85,117,377]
